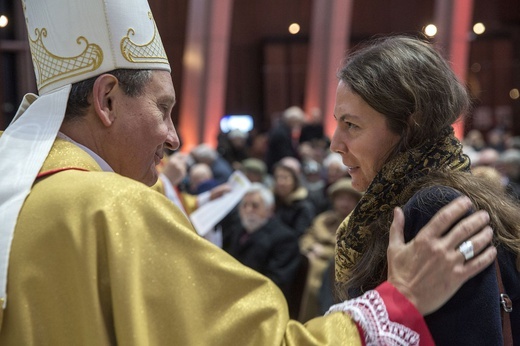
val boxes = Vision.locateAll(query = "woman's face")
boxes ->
[332,191,359,218]
[330,81,401,192]
[274,167,296,196]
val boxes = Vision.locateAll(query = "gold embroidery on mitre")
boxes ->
[28,28,103,90]
[120,12,168,64]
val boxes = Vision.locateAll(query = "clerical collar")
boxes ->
[57,132,114,172]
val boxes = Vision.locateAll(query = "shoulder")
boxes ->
[404,185,463,212]
[44,170,161,199]
[21,170,198,253]
[33,170,180,220]
[402,185,465,241]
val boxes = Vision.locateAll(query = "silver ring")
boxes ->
[458,240,474,261]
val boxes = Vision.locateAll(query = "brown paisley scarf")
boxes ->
[335,127,471,284]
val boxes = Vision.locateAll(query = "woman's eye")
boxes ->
[346,122,357,129]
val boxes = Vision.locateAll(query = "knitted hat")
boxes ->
[241,158,267,176]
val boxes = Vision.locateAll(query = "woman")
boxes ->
[273,159,316,237]
[331,35,520,345]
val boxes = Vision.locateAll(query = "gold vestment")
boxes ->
[0,138,360,345]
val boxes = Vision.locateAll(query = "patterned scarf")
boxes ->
[335,127,471,284]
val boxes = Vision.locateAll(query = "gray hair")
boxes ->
[323,152,347,172]
[190,144,218,162]
[243,182,275,209]
[189,162,213,180]
[282,106,305,126]
[338,35,470,156]
[65,69,153,120]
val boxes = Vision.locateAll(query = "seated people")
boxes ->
[190,143,234,185]
[273,159,316,237]
[240,157,274,189]
[187,162,217,194]
[299,178,363,321]
[223,183,301,299]
[218,129,250,170]
[154,153,230,246]
[307,152,351,214]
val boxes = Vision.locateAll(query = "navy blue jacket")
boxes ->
[403,186,519,345]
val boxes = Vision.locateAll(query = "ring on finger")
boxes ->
[458,240,474,261]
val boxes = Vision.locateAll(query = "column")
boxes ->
[434,0,474,139]
[178,0,233,152]
[304,0,353,139]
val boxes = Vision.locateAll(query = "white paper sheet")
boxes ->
[190,170,251,237]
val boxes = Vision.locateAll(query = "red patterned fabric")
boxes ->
[327,281,434,345]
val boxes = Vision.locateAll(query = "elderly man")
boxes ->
[0,0,496,344]
[224,183,301,299]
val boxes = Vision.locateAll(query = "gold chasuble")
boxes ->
[0,137,361,345]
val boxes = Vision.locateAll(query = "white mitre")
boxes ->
[0,0,170,308]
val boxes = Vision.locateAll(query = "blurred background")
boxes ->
[0,0,519,152]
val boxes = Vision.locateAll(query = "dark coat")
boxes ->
[275,188,316,238]
[265,122,298,173]
[403,186,520,346]
[210,156,233,185]
[223,217,301,298]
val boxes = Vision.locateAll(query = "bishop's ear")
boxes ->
[92,74,119,127]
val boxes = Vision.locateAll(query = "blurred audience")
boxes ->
[301,160,324,193]
[155,153,231,247]
[299,107,325,145]
[273,159,315,238]
[299,107,330,164]
[266,106,305,173]
[496,149,520,199]
[308,152,350,214]
[463,129,486,151]
[298,178,362,322]
[222,183,301,300]
[188,162,218,194]
[217,129,250,170]
[240,158,274,188]
[473,147,500,168]
[486,127,507,152]
[190,143,234,184]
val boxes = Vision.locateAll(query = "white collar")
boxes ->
[57,132,114,172]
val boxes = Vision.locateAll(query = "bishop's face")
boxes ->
[109,70,179,186]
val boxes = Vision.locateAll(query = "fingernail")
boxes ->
[480,210,490,222]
